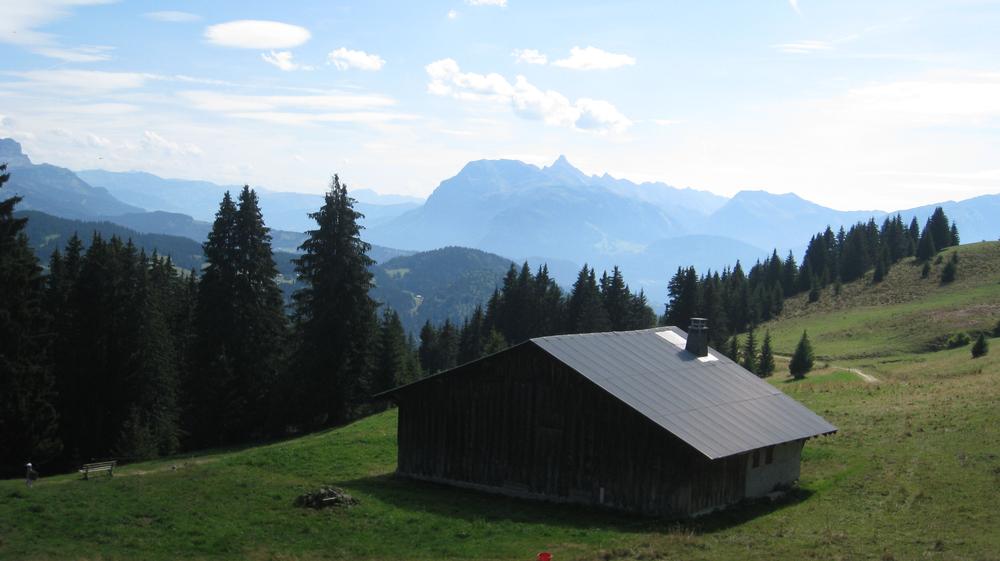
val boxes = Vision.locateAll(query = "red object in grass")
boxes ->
[538,553,552,561]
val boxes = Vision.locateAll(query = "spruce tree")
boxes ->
[372,308,411,396]
[289,175,377,428]
[482,328,508,355]
[193,186,287,443]
[565,265,610,333]
[457,306,486,364]
[727,335,740,363]
[418,321,438,373]
[971,333,988,358]
[742,329,758,373]
[789,330,815,379]
[757,330,776,377]
[916,222,937,261]
[0,164,62,474]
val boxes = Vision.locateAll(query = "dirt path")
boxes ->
[837,366,879,383]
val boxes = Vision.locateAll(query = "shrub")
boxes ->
[946,332,971,349]
[971,333,989,358]
[992,319,1000,337]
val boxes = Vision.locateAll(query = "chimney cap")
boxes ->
[689,317,708,329]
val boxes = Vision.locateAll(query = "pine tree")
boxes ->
[458,306,486,364]
[727,335,740,363]
[418,321,439,373]
[950,223,960,247]
[436,319,459,372]
[192,187,287,444]
[372,308,412,397]
[971,333,989,358]
[741,329,758,373]
[289,176,377,428]
[565,265,609,333]
[482,329,508,355]
[757,330,775,377]
[789,330,815,379]
[916,223,937,261]
[927,207,952,250]
[941,252,958,283]
[0,164,62,474]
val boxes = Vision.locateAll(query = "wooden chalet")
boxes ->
[377,320,837,517]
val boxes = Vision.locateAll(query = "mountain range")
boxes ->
[5,136,1000,309]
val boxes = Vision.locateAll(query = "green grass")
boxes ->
[762,242,1000,359]
[3,244,1000,560]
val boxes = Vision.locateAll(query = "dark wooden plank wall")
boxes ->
[395,343,748,516]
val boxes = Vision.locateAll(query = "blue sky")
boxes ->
[2,0,999,210]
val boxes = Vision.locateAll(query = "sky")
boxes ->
[2,0,1000,211]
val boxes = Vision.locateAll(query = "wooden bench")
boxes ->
[79,460,116,479]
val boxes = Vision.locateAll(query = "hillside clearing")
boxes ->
[3,338,999,560]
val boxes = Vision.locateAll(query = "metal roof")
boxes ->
[531,327,837,460]
[379,326,837,460]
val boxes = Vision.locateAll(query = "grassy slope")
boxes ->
[761,242,1000,359]
[3,244,1000,560]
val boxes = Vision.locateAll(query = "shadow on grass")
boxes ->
[338,473,813,536]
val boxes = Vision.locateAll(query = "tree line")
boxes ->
[662,208,961,354]
[0,170,398,475]
[415,263,658,375]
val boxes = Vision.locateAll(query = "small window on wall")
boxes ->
[752,449,760,468]
[765,446,775,465]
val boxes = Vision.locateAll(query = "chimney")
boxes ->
[685,317,709,357]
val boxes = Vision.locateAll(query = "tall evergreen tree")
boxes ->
[192,187,287,444]
[916,222,937,261]
[0,164,62,474]
[565,265,609,333]
[372,308,414,397]
[288,176,377,428]
[757,331,775,377]
[741,329,758,373]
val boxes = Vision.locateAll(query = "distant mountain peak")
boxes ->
[543,154,588,184]
[0,138,32,167]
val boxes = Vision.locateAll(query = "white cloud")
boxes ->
[552,46,636,70]
[512,48,547,65]
[465,0,507,6]
[34,44,114,62]
[789,0,801,14]
[11,70,153,94]
[179,91,397,112]
[144,11,200,23]
[261,50,313,71]
[773,40,833,54]
[178,90,413,127]
[204,20,311,49]
[833,74,1000,126]
[447,10,459,19]
[142,131,204,157]
[327,48,386,71]
[425,58,632,133]
[0,0,116,61]
[653,119,681,126]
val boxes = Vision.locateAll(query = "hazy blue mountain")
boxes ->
[76,168,419,232]
[699,191,883,251]
[371,247,515,334]
[352,188,424,205]
[366,157,687,263]
[1,140,143,218]
[104,210,410,262]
